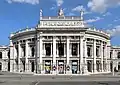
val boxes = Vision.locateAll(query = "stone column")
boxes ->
[25,40,29,72]
[66,37,71,74]
[10,40,14,72]
[51,43,52,57]
[53,36,56,74]
[18,41,22,72]
[105,44,107,72]
[107,40,111,72]
[100,41,103,72]
[39,36,43,74]
[93,39,97,73]
[84,39,88,73]
[80,37,84,74]
[13,44,17,72]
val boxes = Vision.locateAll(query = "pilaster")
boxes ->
[80,36,83,74]
[93,39,97,72]
[39,36,43,74]
[53,36,56,74]
[100,41,103,72]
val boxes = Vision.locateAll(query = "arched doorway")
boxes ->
[0,62,2,71]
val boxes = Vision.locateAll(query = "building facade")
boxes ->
[9,9,112,75]
[0,46,9,71]
[110,46,120,72]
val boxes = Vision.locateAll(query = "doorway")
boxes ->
[87,60,92,72]
[71,60,78,74]
[31,62,34,72]
[45,60,51,74]
[58,60,64,74]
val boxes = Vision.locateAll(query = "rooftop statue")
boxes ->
[58,8,64,17]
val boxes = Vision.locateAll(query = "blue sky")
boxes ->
[0,0,120,46]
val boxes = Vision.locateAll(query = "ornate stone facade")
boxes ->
[0,46,9,71]
[9,9,113,75]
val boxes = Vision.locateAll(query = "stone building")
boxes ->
[0,46,9,71]
[9,9,112,75]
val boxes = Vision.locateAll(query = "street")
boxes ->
[0,72,120,85]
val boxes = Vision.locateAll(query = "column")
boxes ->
[93,39,97,72]
[107,40,111,72]
[25,40,29,72]
[53,36,56,74]
[51,43,52,57]
[10,40,14,72]
[18,41,22,72]
[13,44,17,72]
[104,44,107,72]
[39,36,43,74]
[77,43,79,57]
[66,37,71,74]
[80,37,84,74]
[100,41,103,72]
[84,39,88,73]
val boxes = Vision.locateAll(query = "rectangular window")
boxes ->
[72,43,78,56]
[45,43,51,56]
[58,43,64,56]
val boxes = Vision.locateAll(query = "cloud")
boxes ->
[6,0,39,5]
[72,5,85,12]
[56,0,64,6]
[106,25,120,36]
[72,5,91,15]
[85,17,103,23]
[103,12,111,16]
[88,0,120,13]
[114,19,120,22]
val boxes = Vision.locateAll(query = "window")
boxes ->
[23,47,25,56]
[45,43,51,56]
[31,47,35,57]
[96,46,99,57]
[72,43,78,56]
[58,43,64,56]
[117,52,120,59]
[87,47,91,57]
[0,52,2,59]
[110,52,112,59]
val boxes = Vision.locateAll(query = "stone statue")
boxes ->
[40,9,43,17]
[80,9,84,20]
[58,8,64,17]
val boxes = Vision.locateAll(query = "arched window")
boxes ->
[0,52,2,59]
[117,52,120,59]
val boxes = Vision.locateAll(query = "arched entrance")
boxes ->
[0,62,2,71]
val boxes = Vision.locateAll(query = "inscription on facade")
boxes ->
[41,21,83,26]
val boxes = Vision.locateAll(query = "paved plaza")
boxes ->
[0,72,120,85]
